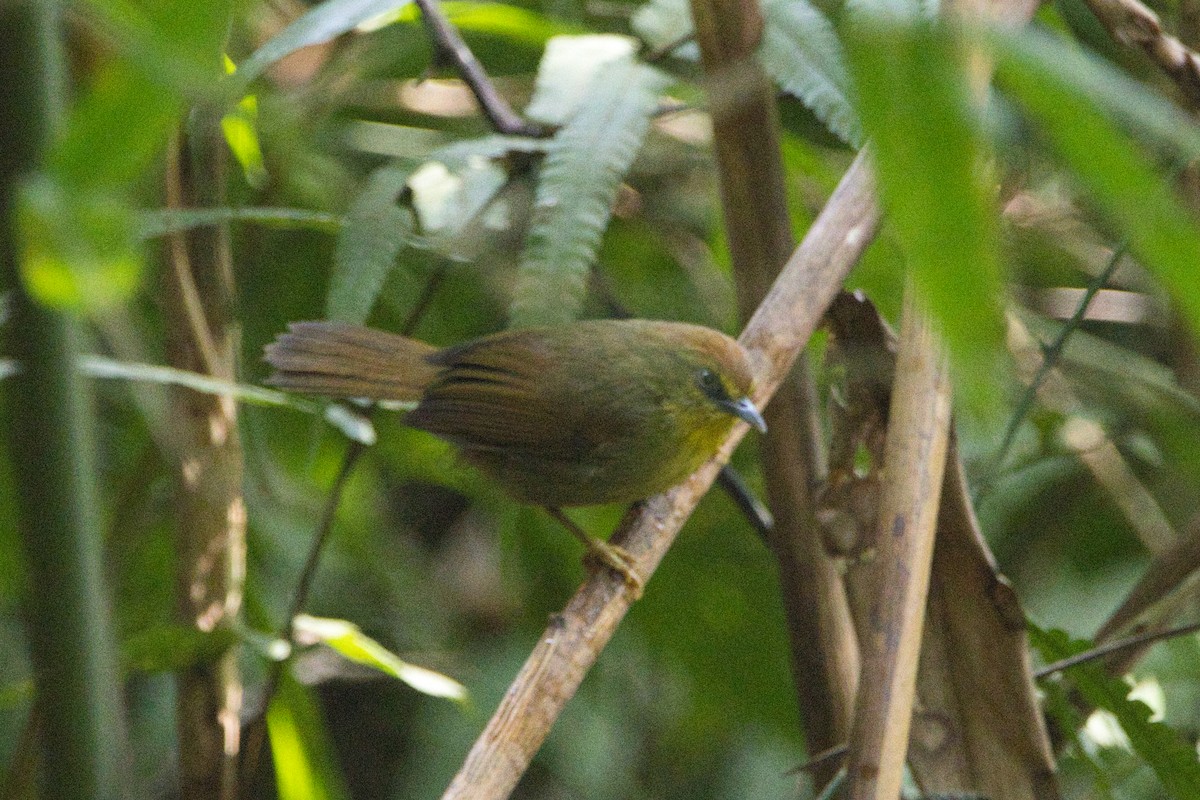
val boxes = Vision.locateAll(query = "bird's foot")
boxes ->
[581,537,645,597]
[545,507,645,596]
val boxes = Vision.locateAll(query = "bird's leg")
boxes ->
[545,507,645,594]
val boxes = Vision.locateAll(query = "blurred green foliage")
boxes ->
[5,0,1200,797]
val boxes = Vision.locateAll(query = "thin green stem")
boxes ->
[976,239,1128,503]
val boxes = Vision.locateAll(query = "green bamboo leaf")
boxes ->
[988,26,1200,160]
[510,53,670,327]
[137,207,343,239]
[844,17,1004,416]
[293,615,468,702]
[78,355,379,443]
[267,673,351,800]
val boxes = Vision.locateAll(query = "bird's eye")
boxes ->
[695,368,727,399]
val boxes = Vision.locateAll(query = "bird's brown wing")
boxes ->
[405,330,593,459]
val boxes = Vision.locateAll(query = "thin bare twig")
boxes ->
[1036,619,1200,677]
[440,150,881,800]
[413,0,546,137]
[975,239,1129,502]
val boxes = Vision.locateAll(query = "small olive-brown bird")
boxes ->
[264,319,765,584]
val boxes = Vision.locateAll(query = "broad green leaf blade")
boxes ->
[267,673,351,800]
[760,0,861,146]
[293,615,468,701]
[988,26,1200,161]
[81,0,231,95]
[18,176,142,309]
[994,38,1200,340]
[233,0,413,94]
[510,57,670,327]
[845,18,1004,415]
[1031,626,1200,798]
[327,164,417,323]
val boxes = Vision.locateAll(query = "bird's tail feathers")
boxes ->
[264,321,439,402]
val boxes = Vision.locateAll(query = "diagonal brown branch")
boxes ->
[440,151,880,800]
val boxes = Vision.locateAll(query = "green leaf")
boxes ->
[760,0,861,146]
[293,615,468,701]
[81,0,231,95]
[631,0,699,59]
[233,0,414,94]
[77,355,378,443]
[137,207,343,239]
[48,61,184,195]
[267,672,351,800]
[221,64,268,189]
[525,34,639,125]
[1031,625,1200,798]
[994,34,1200,341]
[988,26,1200,160]
[632,0,861,144]
[844,18,1004,417]
[510,55,670,327]
[327,164,418,323]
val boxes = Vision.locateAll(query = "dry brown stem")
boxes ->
[688,0,859,776]
[842,285,954,800]
[439,151,881,800]
[164,124,246,800]
[1082,0,1200,107]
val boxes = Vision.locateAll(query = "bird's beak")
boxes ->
[723,397,767,433]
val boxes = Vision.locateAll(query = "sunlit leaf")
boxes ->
[17,177,142,310]
[222,57,268,188]
[1031,625,1200,798]
[267,673,350,800]
[293,615,468,701]
[525,34,639,125]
